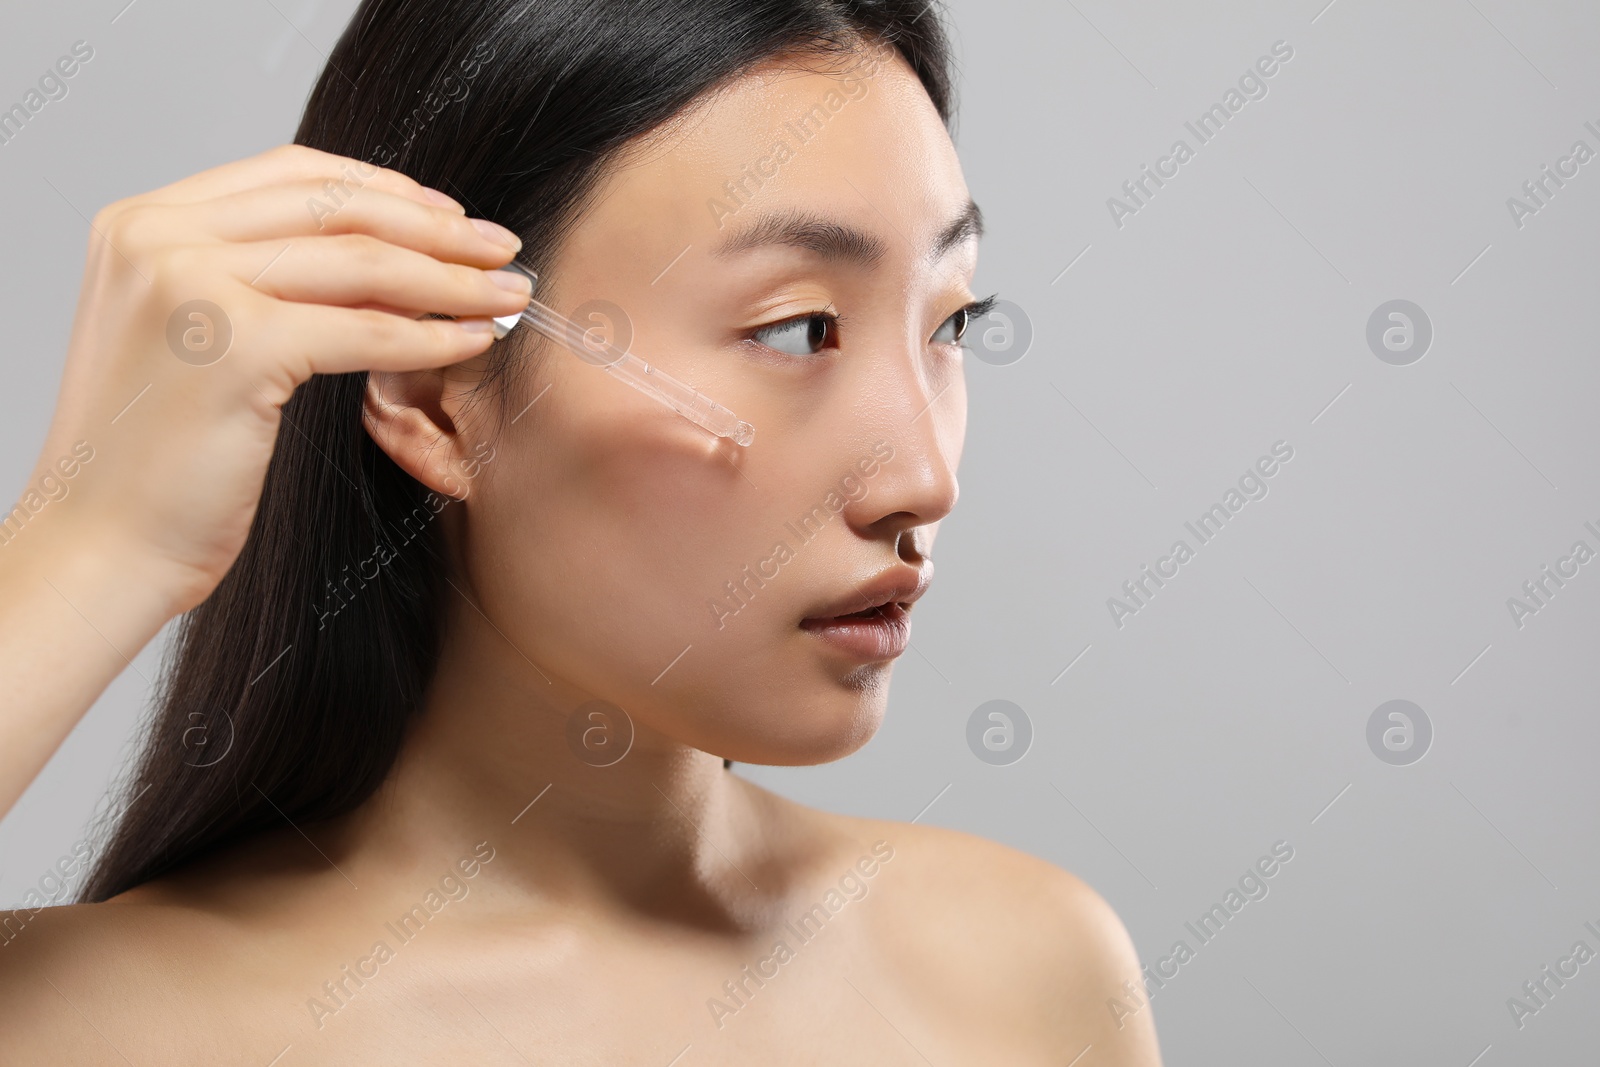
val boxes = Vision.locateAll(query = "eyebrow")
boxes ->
[713,198,984,266]
[931,199,984,259]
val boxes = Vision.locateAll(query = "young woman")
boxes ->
[0,0,1163,1062]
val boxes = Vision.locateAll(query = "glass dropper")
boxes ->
[490,261,755,447]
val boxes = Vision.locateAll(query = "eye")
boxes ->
[752,311,838,356]
[931,308,968,345]
[934,294,999,346]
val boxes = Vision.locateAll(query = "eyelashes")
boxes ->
[948,294,999,343]
[750,305,843,356]
[749,293,1001,358]
[963,294,999,322]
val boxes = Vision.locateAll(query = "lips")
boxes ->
[802,564,931,624]
[799,601,912,660]
[835,603,893,620]
[798,565,930,661]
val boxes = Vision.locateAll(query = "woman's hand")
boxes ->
[28,142,531,615]
[0,143,531,821]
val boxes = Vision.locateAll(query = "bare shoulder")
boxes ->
[0,891,220,1059]
[792,802,1164,1066]
[0,881,211,979]
[0,838,318,1061]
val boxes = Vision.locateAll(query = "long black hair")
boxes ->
[83,0,955,902]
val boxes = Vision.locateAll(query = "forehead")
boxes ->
[568,45,971,273]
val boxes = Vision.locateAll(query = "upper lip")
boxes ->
[803,565,932,621]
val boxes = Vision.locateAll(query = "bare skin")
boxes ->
[0,42,1163,1066]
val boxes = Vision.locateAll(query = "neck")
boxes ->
[345,589,769,927]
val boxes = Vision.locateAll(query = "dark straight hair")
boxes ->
[82,0,955,902]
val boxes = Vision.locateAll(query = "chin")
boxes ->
[713,693,887,767]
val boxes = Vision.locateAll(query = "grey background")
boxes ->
[3,0,1597,1063]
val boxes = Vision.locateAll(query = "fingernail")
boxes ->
[457,317,495,334]
[422,187,465,212]
[488,269,533,294]
[471,218,522,252]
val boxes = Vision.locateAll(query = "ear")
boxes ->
[362,364,482,501]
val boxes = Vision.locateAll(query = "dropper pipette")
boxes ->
[490,261,754,447]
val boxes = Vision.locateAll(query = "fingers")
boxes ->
[246,297,503,380]
[198,181,520,268]
[231,234,531,320]
[104,143,533,385]
[134,143,459,216]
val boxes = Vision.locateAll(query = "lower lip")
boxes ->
[799,603,911,660]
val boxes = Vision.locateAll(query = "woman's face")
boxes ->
[442,44,979,764]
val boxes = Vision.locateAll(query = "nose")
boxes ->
[843,364,963,549]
